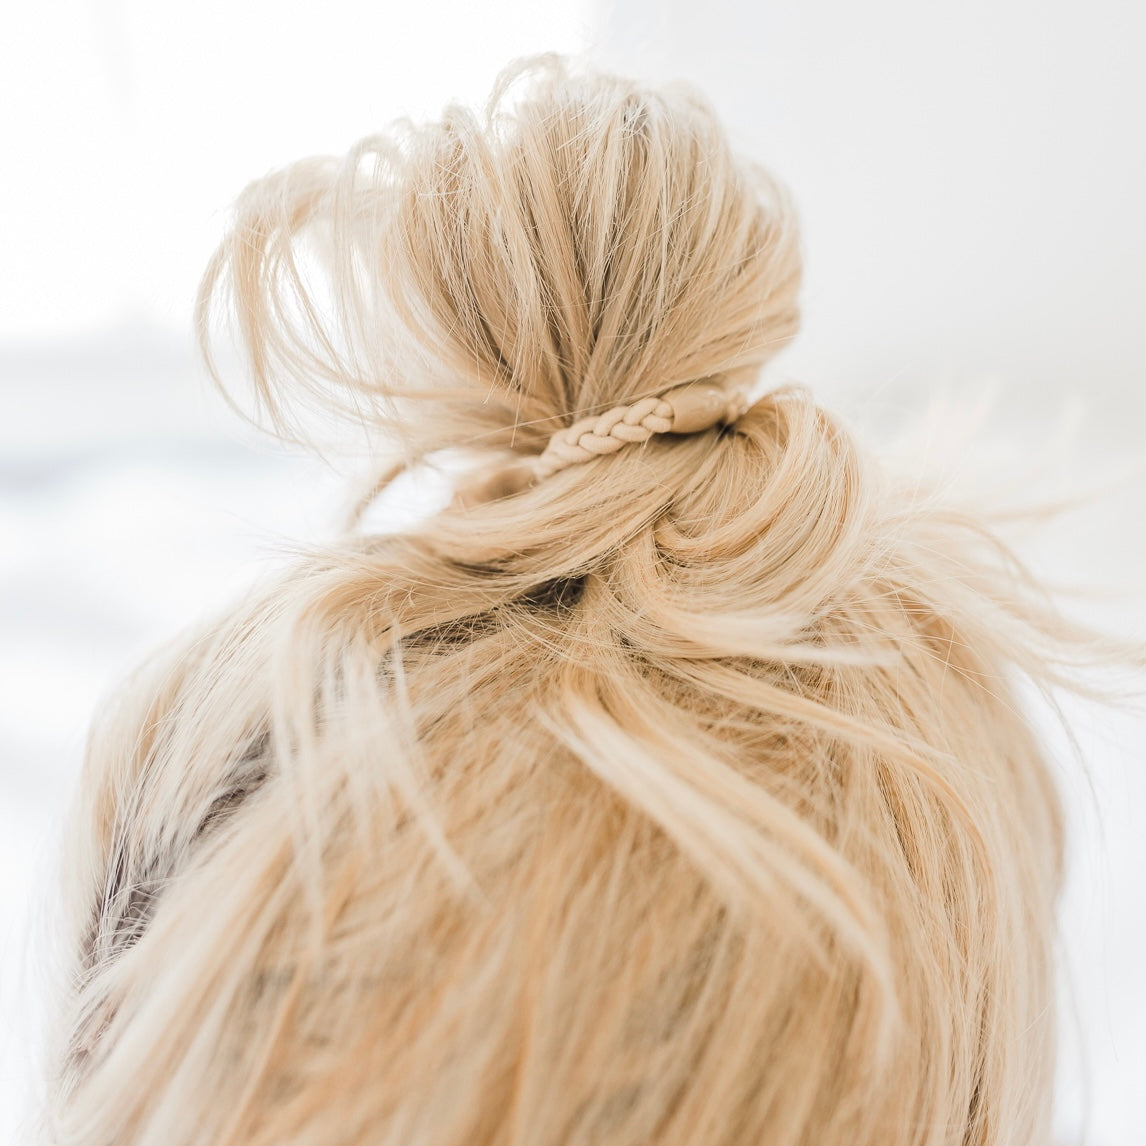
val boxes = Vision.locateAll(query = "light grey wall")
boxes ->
[593,0,1146,412]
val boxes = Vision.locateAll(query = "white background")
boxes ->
[2,1,1143,1142]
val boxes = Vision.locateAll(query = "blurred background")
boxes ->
[2,1,1143,1141]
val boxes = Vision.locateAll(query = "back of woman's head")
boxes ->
[51,56,1073,1145]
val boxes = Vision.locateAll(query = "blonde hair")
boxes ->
[48,56,1092,1145]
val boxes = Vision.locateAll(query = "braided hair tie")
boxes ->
[456,382,749,507]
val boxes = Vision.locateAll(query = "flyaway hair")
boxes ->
[46,55,1109,1146]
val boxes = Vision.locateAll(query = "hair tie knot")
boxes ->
[455,383,748,507]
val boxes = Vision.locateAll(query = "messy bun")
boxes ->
[196,55,799,457]
[50,57,1083,1146]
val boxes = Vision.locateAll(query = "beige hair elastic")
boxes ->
[457,381,750,506]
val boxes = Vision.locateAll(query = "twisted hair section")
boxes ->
[45,55,1111,1146]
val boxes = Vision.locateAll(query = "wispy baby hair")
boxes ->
[50,54,1084,1145]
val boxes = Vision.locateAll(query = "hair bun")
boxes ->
[198,56,802,468]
